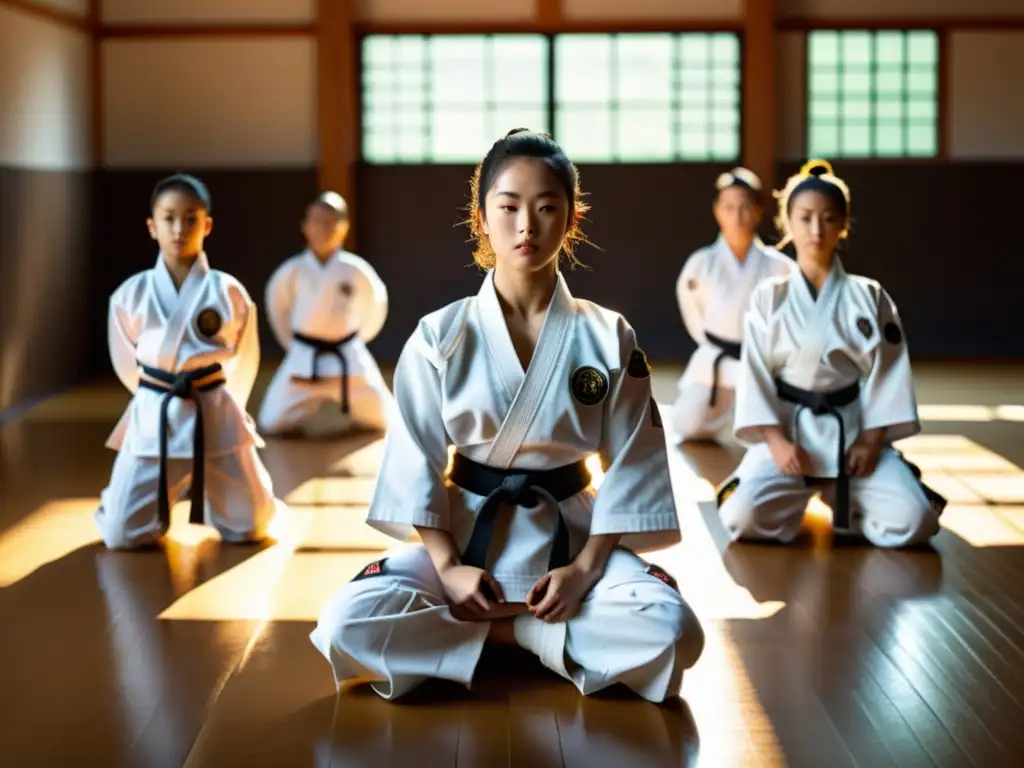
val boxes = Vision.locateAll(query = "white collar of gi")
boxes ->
[478,267,573,318]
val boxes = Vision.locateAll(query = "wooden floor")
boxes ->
[2,361,1024,767]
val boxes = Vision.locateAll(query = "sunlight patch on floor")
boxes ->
[0,498,102,586]
[328,438,386,476]
[891,404,1024,423]
[684,626,787,765]
[659,445,788,614]
[157,503,393,621]
[283,476,377,506]
[896,434,1024,545]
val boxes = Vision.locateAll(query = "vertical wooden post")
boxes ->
[317,0,357,247]
[742,0,776,201]
[89,0,103,168]
[536,0,563,136]
[937,29,950,160]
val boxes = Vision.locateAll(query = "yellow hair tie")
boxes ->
[799,158,833,178]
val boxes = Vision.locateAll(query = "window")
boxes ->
[806,30,939,158]
[359,31,740,165]
[361,34,550,164]
[553,32,741,163]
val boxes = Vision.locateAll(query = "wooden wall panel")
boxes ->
[100,0,315,24]
[949,31,1024,158]
[778,0,1024,19]
[0,3,92,414]
[562,0,741,20]
[21,0,88,17]
[353,0,535,23]
[101,38,316,168]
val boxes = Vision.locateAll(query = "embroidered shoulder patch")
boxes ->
[687,278,699,291]
[856,317,873,339]
[351,558,388,581]
[650,396,663,428]
[626,348,651,379]
[716,476,740,507]
[883,321,903,345]
[195,307,222,338]
[646,563,678,591]
[570,365,609,406]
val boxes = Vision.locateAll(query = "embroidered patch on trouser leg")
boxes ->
[351,558,388,581]
[645,563,679,591]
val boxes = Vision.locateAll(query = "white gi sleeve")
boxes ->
[859,286,920,442]
[224,286,260,410]
[588,318,682,553]
[676,251,706,344]
[767,249,797,279]
[264,259,295,351]
[732,285,784,445]
[350,255,389,344]
[365,325,453,541]
[107,285,139,394]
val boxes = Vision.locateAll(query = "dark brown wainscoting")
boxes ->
[0,167,92,416]
[356,161,1022,362]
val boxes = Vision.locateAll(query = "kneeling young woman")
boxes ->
[717,160,945,548]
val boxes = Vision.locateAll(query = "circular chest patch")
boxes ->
[856,317,873,339]
[884,321,903,345]
[195,307,222,338]
[571,366,608,406]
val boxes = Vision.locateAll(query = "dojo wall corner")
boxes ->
[0,2,94,415]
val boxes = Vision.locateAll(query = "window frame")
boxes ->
[552,31,743,164]
[356,29,745,165]
[357,32,554,165]
[803,27,945,161]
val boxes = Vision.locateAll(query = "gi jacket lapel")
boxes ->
[156,252,211,371]
[708,237,764,314]
[478,270,576,469]
[737,239,770,293]
[788,257,847,389]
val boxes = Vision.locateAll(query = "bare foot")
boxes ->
[486,617,518,645]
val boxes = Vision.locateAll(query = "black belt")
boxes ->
[449,453,591,573]
[774,378,860,529]
[137,363,225,528]
[705,331,742,407]
[293,330,359,413]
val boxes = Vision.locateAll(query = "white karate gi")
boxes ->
[672,235,794,440]
[257,249,392,435]
[717,258,943,548]
[310,270,705,702]
[95,252,277,549]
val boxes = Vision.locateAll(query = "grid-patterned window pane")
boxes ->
[553,32,741,163]
[555,108,614,163]
[361,34,550,164]
[807,29,939,158]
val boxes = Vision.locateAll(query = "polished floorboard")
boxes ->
[1,361,1023,767]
